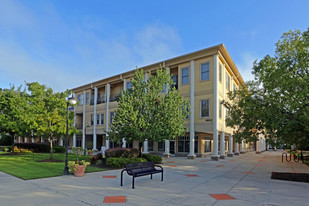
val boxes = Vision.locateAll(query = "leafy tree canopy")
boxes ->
[108,67,190,151]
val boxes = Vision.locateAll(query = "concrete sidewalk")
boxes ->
[0,151,308,206]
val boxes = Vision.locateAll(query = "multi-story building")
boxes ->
[70,44,265,160]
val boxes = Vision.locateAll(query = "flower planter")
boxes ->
[73,165,87,177]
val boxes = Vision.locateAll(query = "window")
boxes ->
[219,64,222,82]
[90,93,94,105]
[90,114,94,125]
[100,113,104,125]
[102,92,106,103]
[201,100,210,117]
[148,141,153,151]
[127,82,132,90]
[110,112,115,123]
[96,114,100,125]
[178,136,198,153]
[76,139,82,147]
[204,140,212,153]
[97,92,101,104]
[171,74,178,90]
[226,108,229,119]
[162,84,167,93]
[234,83,237,91]
[201,63,210,81]
[226,73,230,91]
[181,68,189,84]
[86,92,90,104]
[219,103,222,118]
[158,141,165,151]
[77,94,84,105]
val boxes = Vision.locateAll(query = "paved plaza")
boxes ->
[0,151,308,206]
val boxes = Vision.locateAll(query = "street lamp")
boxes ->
[63,97,77,175]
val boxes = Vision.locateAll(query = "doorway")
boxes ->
[170,140,175,155]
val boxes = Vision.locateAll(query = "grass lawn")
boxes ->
[0,152,107,180]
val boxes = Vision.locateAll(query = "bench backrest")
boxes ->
[125,162,155,175]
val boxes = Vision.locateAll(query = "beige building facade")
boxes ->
[69,44,253,159]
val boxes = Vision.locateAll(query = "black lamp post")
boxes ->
[63,97,77,175]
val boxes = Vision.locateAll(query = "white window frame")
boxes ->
[200,99,210,118]
[201,62,210,81]
[181,67,189,85]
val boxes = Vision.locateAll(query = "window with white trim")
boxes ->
[181,67,189,84]
[219,64,222,82]
[100,113,104,125]
[201,100,210,117]
[77,94,84,105]
[201,62,210,81]
[226,73,230,91]
[90,114,94,125]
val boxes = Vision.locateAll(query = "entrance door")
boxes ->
[170,140,175,154]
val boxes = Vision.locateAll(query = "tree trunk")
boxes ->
[138,142,143,157]
[50,136,53,160]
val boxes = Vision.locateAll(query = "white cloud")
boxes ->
[236,52,261,82]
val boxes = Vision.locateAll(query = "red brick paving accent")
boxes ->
[103,176,117,178]
[167,161,175,163]
[209,194,235,200]
[103,196,126,203]
[216,165,225,167]
[169,165,177,167]
[200,160,207,162]
[185,174,199,177]
[242,172,255,174]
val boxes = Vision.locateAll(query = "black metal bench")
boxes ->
[120,162,163,189]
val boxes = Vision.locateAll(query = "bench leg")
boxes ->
[132,176,135,189]
[121,169,125,186]
[161,171,163,181]
[150,174,153,179]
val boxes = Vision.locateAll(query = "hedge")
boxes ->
[106,157,147,168]
[105,147,139,158]
[141,154,162,164]
[53,146,65,153]
[14,143,50,153]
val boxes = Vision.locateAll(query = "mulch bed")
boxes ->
[0,152,25,156]
[37,159,63,162]
[271,172,309,183]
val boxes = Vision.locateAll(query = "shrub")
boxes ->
[53,146,65,153]
[4,146,13,152]
[13,146,33,153]
[105,147,139,158]
[14,143,50,153]
[106,157,147,168]
[90,153,103,164]
[142,154,162,164]
[0,135,13,146]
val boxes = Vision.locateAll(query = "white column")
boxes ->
[143,139,149,154]
[18,136,21,143]
[60,138,63,146]
[228,132,234,157]
[211,54,219,160]
[32,137,34,143]
[240,140,246,153]
[122,138,126,148]
[188,60,196,159]
[40,136,43,143]
[235,142,240,155]
[82,90,86,149]
[93,87,98,150]
[105,84,110,149]
[24,137,27,143]
[164,140,170,157]
[220,63,226,159]
[73,106,76,147]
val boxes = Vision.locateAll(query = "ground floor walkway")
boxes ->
[0,150,308,206]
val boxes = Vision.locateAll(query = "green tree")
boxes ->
[224,28,309,149]
[108,68,190,155]
[0,85,29,149]
[26,82,78,159]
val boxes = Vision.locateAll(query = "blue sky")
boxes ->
[0,0,308,91]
